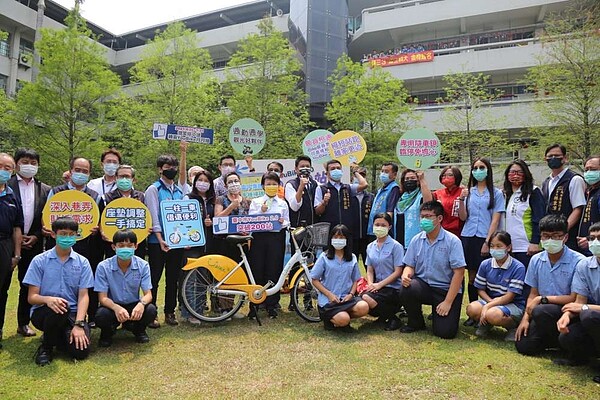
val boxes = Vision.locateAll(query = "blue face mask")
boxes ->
[0,169,11,184]
[490,249,507,260]
[584,170,600,186]
[472,168,488,182]
[380,172,391,184]
[117,178,133,191]
[71,172,89,186]
[56,235,77,249]
[115,247,135,261]
[420,218,435,233]
[330,169,343,182]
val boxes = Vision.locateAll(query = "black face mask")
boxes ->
[162,168,177,180]
[403,180,418,192]
[547,157,563,170]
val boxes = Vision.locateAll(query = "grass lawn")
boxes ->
[1,272,598,399]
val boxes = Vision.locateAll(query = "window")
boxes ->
[0,34,10,58]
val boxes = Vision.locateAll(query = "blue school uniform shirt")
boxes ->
[524,247,585,296]
[94,255,153,305]
[365,235,404,289]
[23,247,94,314]
[571,256,600,304]
[403,228,466,292]
[461,186,505,238]
[310,252,362,307]
[474,257,526,309]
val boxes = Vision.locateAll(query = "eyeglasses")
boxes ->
[540,233,565,240]
[472,165,486,171]
[508,170,524,176]
[587,235,600,241]
[227,179,241,184]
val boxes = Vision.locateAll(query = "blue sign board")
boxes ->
[213,213,282,235]
[152,123,214,144]
[160,200,205,248]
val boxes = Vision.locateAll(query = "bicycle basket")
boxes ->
[306,222,331,248]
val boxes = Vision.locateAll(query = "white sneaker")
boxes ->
[232,311,245,319]
[504,328,517,342]
[475,324,491,338]
[186,317,202,325]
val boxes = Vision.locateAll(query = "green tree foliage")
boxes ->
[0,91,18,153]
[326,54,411,183]
[15,8,121,184]
[439,71,513,164]
[224,17,311,159]
[526,0,600,161]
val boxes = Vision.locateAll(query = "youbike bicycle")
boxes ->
[181,224,327,323]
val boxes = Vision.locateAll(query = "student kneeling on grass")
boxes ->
[466,231,526,341]
[24,217,94,366]
[310,224,369,331]
[94,230,157,348]
[399,201,466,339]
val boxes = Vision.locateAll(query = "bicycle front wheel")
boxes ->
[291,270,321,322]
[182,267,245,322]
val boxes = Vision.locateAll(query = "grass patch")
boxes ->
[0,273,598,399]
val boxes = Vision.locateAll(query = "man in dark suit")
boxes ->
[7,149,51,337]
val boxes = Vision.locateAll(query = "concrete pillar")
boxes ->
[32,0,46,82]
[7,27,21,97]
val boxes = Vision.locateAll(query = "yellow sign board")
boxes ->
[42,190,100,240]
[101,197,152,243]
[328,130,367,166]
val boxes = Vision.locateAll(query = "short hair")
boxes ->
[267,161,284,173]
[219,155,236,165]
[589,222,600,234]
[156,155,178,168]
[224,171,241,184]
[439,166,462,186]
[52,216,78,233]
[325,159,342,171]
[69,156,92,171]
[584,155,600,165]
[488,231,511,247]
[261,171,281,186]
[400,168,417,183]
[295,155,312,168]
[113,229,138,245]
[101,148,122,163]
[373,212,393,226]
[421,201,444,218]
[539,214,568,234]
[14,148,40,164]
[116,164,135,178]
[325,224,353,261]
[0,153,15,168]
[382,162,398,174]
[544,144,567,157]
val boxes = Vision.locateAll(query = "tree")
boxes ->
[15,7,121,183]
[326,54,412,183]
[525,0,600,161]
[224,16,311,159]
[439,71,513,164]
[0,91,18,153]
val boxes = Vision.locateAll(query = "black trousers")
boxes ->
[461,236,488,303]
[363,287,400,320]
[558,309,600,361]
[147,243,184,314]
[0,237,14,331]
[248,231,285,310]
[515,304,563,355]
[352,236,373,266]
[95,302,157,337]
[30,306,91,360]
[16,240,44,326]
[400,277,463,339]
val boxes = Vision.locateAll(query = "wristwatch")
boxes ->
[139,299,148,306]
[541,296,549,305]
[582,304,589,311]
[74,320,86,328]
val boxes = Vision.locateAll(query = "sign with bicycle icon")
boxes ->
[160,200,206,248]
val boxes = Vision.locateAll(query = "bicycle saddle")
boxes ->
[225,234,253,244]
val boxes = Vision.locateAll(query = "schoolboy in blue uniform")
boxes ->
[400,201,466,339]
[515,214,586,356]
[554,222,600,382]
[94,230,156,347]
[24,217,94,366]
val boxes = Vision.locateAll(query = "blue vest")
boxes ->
[148,180,183,244]
[367,181,399,236]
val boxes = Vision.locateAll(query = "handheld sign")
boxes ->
[152,123,214,144]
[302,129,334,165]
[240,173,264,199]
[42,190,100,240]
[160,200,205,248]
[101,198,152,242]
[396,128,441,169]
[229,118,266,156]
[328,130,367,166]
[213,214,282,234]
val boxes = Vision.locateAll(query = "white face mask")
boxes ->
[541,238,564,254]
[103,163,119,177]
[331,238,346,250]
[589,239,600,257]
[227,182,241,194]
[19,164,38,179]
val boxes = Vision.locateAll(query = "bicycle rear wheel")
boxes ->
[291,270,321,322]
[181,267,245,322]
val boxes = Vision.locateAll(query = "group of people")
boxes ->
[0,143,598,382]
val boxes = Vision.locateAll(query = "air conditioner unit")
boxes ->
[19,53,32,68]
[276,9,283,17]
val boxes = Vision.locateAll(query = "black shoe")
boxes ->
[384,317,402,331]
[398,307,408,318]
[164,313,178,326]
[34,345,53,366]
[98,336,112,348]
[268,309,278,319]
[463,317,476,327]
[148,319,161,329]
[593,375,600,384]
[248,306,257,320]
[287,302,296,312]
[336,325,357,333]
[427,313,433,321]
[400,325,425,333]
[134,331,150,344]
[552,358,588,367]
[88,321,96,329]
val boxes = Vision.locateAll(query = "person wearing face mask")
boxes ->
[247,172,290,319]
[23,217,94,366]
[515,214,585,357]
[314,160,368,234]
[350,167,375,264]
[213,155,237,198]
[144,154,184,328]
[466,231,526,341]
[6,149,50,338]
[458,158,505,326]
[400,201,466,339]
[432,166,465,237]
[502,160,546,269]
[367,162,401,239]
[576,155,600,255]
[541,144,586,252]
[310,224,369,331]
[94,230,156,347]
[395,169,432,249]
[361,213,404,331]
[87,148,122,197]
[285,155,318,228]
[555,222,600,379]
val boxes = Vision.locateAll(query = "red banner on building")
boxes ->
[368,50,435,68]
